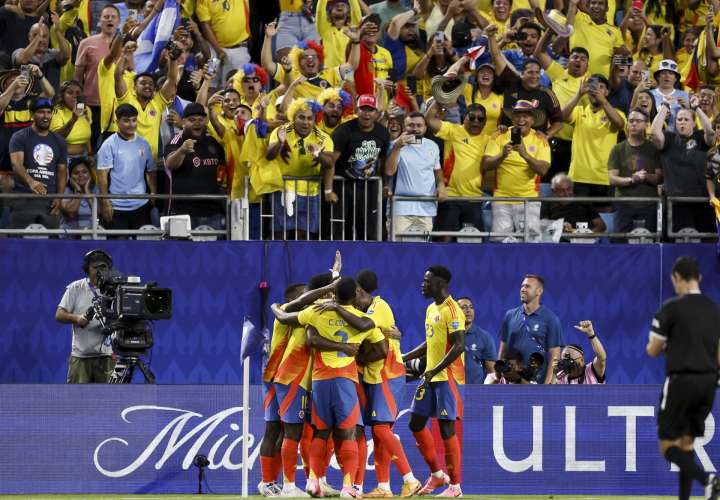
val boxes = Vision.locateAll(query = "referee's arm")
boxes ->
[646,316,667,357]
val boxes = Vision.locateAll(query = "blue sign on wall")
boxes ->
[0,384,718,496]
[1,240,719,384]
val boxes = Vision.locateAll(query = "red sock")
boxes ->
[325,436,336,473]
[271,451,283,481]
[301,424,313,478]
[375,423,411,476]
[413,428,441,473]
[443,435,461,484]
[355,432,367,486]
[309,437,328,480]
[371,426,390,483]
[337,439,359,487]
[282,438,300,483]
[260,455,276,483]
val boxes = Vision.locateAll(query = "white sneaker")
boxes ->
[321,478,341,497]
[259,481,282,497]
[282,484,311,497]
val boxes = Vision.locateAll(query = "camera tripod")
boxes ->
[109,354,156,384]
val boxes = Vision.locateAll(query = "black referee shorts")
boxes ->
[658,373,718,440]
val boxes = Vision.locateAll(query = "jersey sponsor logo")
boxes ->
[33,143,54,166]
[192,157,201,167]
[440,409,448,416]
[687,139,697,150]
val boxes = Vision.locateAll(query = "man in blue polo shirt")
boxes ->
[458,296,496,384]
[498,274,563,384]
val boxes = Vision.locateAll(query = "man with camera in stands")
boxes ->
[552,320,606,384]
[55,250,115,383]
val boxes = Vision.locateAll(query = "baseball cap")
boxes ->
[357,94,377,110]
[183,102,207,118]
[31,98,53,112]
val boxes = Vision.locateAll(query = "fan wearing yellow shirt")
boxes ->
[403,265,466,498]
[50,80,92,158]
[281,81,352,137]
[261,20,360,101]
[316,0,364,68]
[562,74,626,200]
[196,0,250,85]
[482,100,550,241]
[266,98,335,239]
[534,30,590,178]
[425,101,489,240]
[230,64,270,117]
[114,41,178,162]
[567,0,625,78]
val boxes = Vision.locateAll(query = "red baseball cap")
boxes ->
[357,94,377,110]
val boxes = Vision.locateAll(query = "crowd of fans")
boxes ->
[1,0,720,241]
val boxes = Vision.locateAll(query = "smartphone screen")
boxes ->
[511,127,521,145]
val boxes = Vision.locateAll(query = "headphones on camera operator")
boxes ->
[82,249,113,275]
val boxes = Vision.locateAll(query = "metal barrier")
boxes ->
[0,193,230,239]
[389,195,666,242]
[244,176,384,241]
[666,196,719,240]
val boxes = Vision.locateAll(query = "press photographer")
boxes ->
[55,249,115,383]
[484,349,543,384]
[552,320,607,384]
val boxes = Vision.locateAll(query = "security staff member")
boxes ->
[55,250,115,383]
[646,256,720,500]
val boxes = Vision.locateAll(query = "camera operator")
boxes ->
[484,348,541,384]
[552,320,607,384]
[55,250,115,383]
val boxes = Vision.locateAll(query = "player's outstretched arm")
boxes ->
[284,279,339,313]
[270,303,301,325]
[313,302,376,331]
[402,342,427,362]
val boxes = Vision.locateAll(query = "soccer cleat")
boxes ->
[363,487,393,498]
[320,478,341,497]
[340,486,361,498]
[400,478,423,498]
[258,481,282,497]
[418,473,450,495]
[706,473,720,500]
[435,485,462,498]
[282,485,311,497]
[306,478,324,498]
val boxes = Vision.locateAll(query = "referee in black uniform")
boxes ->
[647,256,720,500]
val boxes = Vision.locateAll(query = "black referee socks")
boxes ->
[664,446,709,487]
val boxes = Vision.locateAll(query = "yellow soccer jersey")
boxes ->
[298,304,384,382]
[570,11,623,77]
[363,296,404,384]
[425,296,465,383]
[486,129,550,199]
[195,0,250,48]
[436,121,488,197]
[267,125,333,196]
[544,60,586,141]
[263,318,291,383]
[274,321,313,390]
[117,90,170,161]
[567,104,625,186]
[463,87,503,137]
[273,66,343,101]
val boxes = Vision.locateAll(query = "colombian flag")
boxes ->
[681,33,704,91]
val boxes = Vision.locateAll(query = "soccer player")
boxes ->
[317,270,422,497]
[258,283,305,497]
[403,265,466,498]
[646,256,720,500]
[274,277,387,498]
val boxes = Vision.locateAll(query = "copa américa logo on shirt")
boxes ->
[33,143,54,166]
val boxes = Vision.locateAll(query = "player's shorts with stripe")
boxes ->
[658,372,717,440]
[410,379,464,420]
[274,381,310,424]
[367,376,405,423]
[356,376,367,426]
[311,378,361,430]
[263,381,280,422]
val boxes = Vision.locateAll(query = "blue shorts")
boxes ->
[311,378,360,430]
[272,192,320,234]
[275,381,310,424]
[356,379,367,427]
[410,380,464,420]
[263,381,280,422]
[367,376,405,423]
[276,11,319,50]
